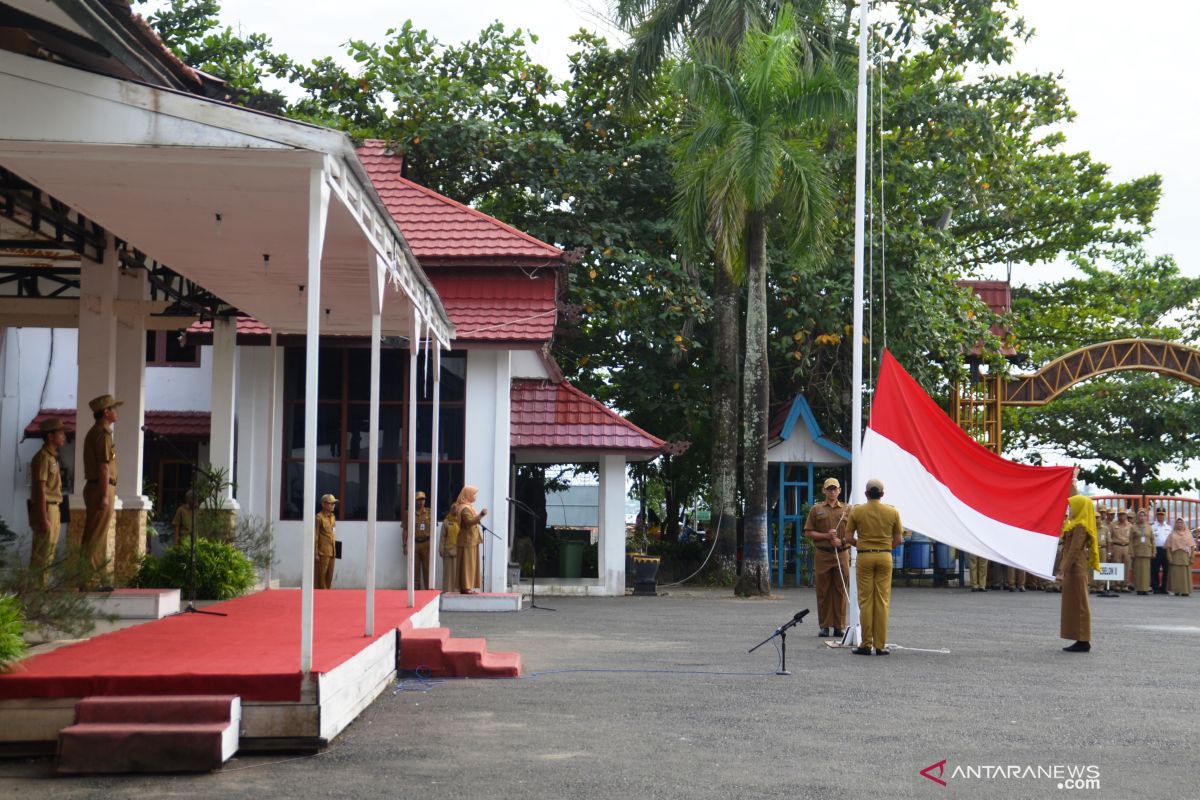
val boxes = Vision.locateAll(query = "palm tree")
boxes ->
[673,7,851,594]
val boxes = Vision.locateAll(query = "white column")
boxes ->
[72,236,118,510]
[365,309,381,633]
[209,317,239,509]
[265,334,278,587]
[406,317,418,607]
[599,454,627,596]
[428,343,441,589]
[463,350,511,594]
[301,166,329,674]
[114,266,148,510]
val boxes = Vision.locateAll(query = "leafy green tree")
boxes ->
[1006,249,1200,494]
[674,8,851,595]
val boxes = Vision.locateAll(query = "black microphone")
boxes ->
[778,609,809,632]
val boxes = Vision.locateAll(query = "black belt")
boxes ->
[85,479,117,486]
[416,537,430,543]
[816,546,849,553]
[859,548,892,553]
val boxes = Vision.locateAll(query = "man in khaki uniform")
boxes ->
[403,491,433,589]
[1131,509,1156,595]
[1109,508,1133,592]
[1090,508,1113,592]
[81,394,121,586]
[315,493,338,589]
[803,477,851,637]
[968,554,989,592]
[29,418,67,583]
[846,478,904,655]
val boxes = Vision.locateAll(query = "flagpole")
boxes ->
[845,0,870,648]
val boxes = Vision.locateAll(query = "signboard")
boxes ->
[1092,562,1125,582]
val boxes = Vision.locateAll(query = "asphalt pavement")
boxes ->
[1,584,1196,800]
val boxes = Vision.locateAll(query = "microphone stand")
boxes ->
[143,426,225,618]
[748,610,809,675]
[507,496,554,611]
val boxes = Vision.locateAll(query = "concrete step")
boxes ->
[57,695,240,774]
[399,627,520,678]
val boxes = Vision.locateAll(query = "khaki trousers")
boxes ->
[813,548,850,629]
[857,551,893,650]
[1005,566,1026,589]
[414,540,431,589]
[315,555,335,589]
[1109,544,1132,588]
[969,555,988,588]
[30,502,61,582]
[81,482,114,583]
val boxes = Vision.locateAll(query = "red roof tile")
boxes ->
[357,141,563,267]
[186,316,272,337]
[432,270,557,343]
[510,380,669,455]
[25,410,210,439]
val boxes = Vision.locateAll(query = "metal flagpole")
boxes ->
[843,0,871,649]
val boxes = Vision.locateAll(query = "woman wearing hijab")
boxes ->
[1130,508,1156,595]
[1165,517,1195,597]
[1058,493,1100,653]
[455,485,487,593]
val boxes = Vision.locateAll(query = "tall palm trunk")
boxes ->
[736,212,771,596]
[709,257,740,582]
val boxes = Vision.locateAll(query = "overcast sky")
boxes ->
[189,1,1198,284]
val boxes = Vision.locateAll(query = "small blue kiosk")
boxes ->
[767,396,851,587]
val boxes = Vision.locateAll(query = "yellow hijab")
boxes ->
[1062,494,1101,572]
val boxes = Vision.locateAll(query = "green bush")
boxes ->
[0,594,27,671]
[138,538,257,600]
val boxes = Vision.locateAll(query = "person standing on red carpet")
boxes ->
[315,494,338,589]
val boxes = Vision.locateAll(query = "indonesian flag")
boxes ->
[858,350,1074,580]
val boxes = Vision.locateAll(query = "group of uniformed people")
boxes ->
[27,393,123,589]
[312,485,485,593]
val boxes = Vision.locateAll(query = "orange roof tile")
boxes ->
[510,380,670,455]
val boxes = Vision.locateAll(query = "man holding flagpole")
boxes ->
[845,479,904,655]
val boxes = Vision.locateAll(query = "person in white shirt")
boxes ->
[1150,507,1173,594]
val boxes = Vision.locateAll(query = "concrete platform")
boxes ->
[440,592,524,612]
[85,589,181,619]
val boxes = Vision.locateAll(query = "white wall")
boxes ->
[145,345,212,411]
[510,349,552,380]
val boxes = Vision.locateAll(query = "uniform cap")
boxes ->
[822,477,840,490]
[321,493,339,504]
[1117,508,1129,515]
[88,394,123,413]
[865,478,884,493]
[39,418,66,434]
[415,491,426,500]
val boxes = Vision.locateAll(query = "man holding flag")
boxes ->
[845,479,904,655]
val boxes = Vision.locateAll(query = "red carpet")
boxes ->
[0,590,439,702]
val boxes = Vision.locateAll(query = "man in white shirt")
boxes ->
[1150,507,1172,594]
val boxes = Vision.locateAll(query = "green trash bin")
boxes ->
[559,539,586,578]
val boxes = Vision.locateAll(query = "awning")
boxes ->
[24,409,210,440]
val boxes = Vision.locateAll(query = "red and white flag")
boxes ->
[858,350,1074,580]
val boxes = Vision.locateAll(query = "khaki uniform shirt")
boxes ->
[315,510,337,557]
[172,505,194,540]
[1130,523,1156,558]
[83,422,117,484]
[1110,521,1132,547]
[31,445,63,503]
[415,507,432,541]
[846,500,903,551]
[804,500,850,542]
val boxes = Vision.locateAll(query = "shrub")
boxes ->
[0,594,27,671]
[138,538,256,600]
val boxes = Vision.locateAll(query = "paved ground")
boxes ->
[1,585,1197,799]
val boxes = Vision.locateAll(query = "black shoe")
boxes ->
[1017,587,1026,592]
[1063,641,1091,653]
[833,628,846,637]
[875,648,890,655]
[818,628,830,637]
[851,646,873,655]
[1137,591,1149,596]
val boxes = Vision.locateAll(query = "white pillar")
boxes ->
[72,236,118,509]
[599,454,627,596]
[486,354,511,593]
[428,343,441,589]
[463,351,511,594]
[114,266,148,509]
[209,317,239,509]
[406,316,418,607]
[301,166,329,674]
[365,309,381,633]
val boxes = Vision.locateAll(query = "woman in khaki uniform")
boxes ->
[440,502,461,593]
[1130,509,1156,595]
[1058,494,1100,653]
[455,486,487,593]
[1165,517,1194,597]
